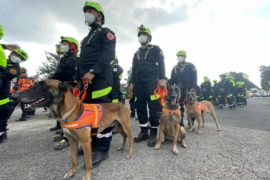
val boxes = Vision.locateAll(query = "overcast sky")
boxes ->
[1,0,270,87]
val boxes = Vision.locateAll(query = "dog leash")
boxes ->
[154,84,167,106]
[80,80,89,101]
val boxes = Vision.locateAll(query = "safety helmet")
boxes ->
[13,49,28,61]
[61,36,79,49]
[21,67,27,73]
[137,24,151,37]
[176,50,187,57]
[0,24,4,39]
[83,1,105,25]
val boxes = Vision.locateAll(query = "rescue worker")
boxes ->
[50,36,79,150]
[77,1,116,167]
[200,76,214,102]
[0,48,28,143]
[170,50,197,126]
[225,75,236,109]
[16,67,35,121]
[0,25,20,90]
[110,55,123,103]
[236,81,247,107]
[212,80,219,106]
[129,24,166,147]
[217,75,227,109]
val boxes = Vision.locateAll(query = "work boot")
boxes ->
[92,151,109,168]
[147,128,157,147]
[54,139,69,150]
[50,126,60,132]
[53,134,64,142]
[55,129,63,135]
[134,131,149,143]
[0,131,7,143]
[16,116,28,121]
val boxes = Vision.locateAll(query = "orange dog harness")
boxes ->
[162,108,181,117]
[63,104,103,129]
[188,102,205,113]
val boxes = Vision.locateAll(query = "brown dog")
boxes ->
[186,89,221,134]
[154,84,186,154]
[18,80,134,180]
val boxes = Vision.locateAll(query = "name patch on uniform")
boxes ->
[106,32,115,40]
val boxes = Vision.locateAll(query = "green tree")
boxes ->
[37,52,59,80]
[219,71,258,90]
[259,65,270,91]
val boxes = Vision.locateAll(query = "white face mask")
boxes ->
[84,13,96,25]
[60,44,70,53]
[138,35,148,44]
[10,55,22,63]
[177,56,185,63]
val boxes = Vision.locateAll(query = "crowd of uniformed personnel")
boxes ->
[0,1,249,169]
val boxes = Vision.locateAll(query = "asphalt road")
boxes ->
[0,97,270,180]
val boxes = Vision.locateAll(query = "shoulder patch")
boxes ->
[106,32,115,41]
[9,68,17,75]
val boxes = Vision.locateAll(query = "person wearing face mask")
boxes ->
[170,50,197,127]
[77,1,116,167]
[129,25,166,147]
[0,48,28,143]
[0,25,20,90]
[50,36,78,150]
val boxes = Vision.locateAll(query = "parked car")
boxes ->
[257,90,268,97]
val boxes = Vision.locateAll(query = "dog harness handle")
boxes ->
[63,104,103,129]
[80,80,89,101]
[188,102,205,113]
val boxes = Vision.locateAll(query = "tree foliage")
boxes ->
[259,65,270,91]
[219,71,258,90]
[36,52,59,80]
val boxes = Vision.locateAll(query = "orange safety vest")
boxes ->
[187,102,205,113]
[63,104,103,129]
[18,78,34,92]
[162,107,181,117]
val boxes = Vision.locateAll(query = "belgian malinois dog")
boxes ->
[18,80,134,180]
[186,89,221,134]
[154,84,186,154]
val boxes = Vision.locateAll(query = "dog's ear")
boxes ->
[58,82,72,92]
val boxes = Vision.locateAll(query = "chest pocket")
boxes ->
[82,28,102,47]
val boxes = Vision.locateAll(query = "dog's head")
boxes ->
[18,79,72,109]
[166,82,181,106]
[186,89,196,104]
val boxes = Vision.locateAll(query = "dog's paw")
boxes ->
[117,146,124,151]
[154,144,160,150]
[216,128,221,132]
[172,148,179,155]
[188,128,193,132]
[126,154,132,159]
[181,143,187,148]
[82,175,91,180]
[197,130,202,135]
[63,169,75,179]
